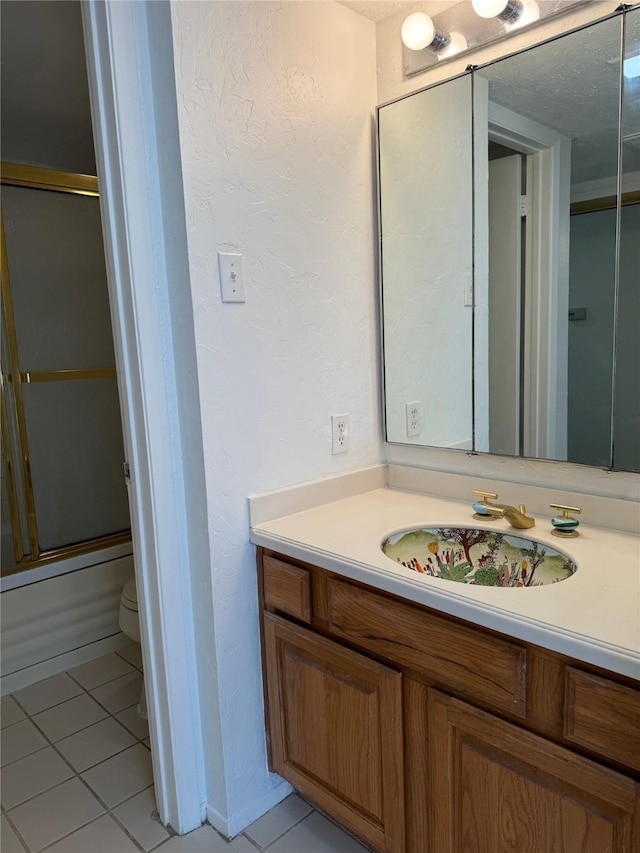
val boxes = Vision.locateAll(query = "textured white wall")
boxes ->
[170,0,379,832]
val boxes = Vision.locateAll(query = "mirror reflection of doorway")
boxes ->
[488,145,526,457]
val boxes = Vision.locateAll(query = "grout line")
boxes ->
[35,808,111,853]
[1,749,76,810]
[256,809,314,851]
[237,833,261,851]
[73,675,145,721]
[4,705,146,812]
[114,648,144,671]
[3,663,158,853]
[66,665,140,695]
[2,807,30,852]
[1,742,52,772]
[28,706,109,742]
[11,683,88,718]
[0,720,49,769]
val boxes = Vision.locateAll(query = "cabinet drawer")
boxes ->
[263,556,311,623]
[564,667,640,770]
[327,579,527,717]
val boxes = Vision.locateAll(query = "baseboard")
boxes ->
[206,778,293,839]
[1,632,132,696]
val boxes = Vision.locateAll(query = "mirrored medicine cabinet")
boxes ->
[378,6,640,472]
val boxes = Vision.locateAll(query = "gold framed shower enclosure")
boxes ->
[1,163,131,577]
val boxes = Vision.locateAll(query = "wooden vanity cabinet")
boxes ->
[258,547,640,853]
[429,690,638,853]
[263,613,405,852]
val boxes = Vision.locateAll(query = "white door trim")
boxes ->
[487,102,571,460]
[82,0,206,833]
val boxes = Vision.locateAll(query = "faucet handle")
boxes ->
[472,490,498,520]
[550,504,582,538]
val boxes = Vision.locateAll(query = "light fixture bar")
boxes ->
[402,0,592,78]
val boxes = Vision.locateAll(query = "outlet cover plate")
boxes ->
[331,414,349,454]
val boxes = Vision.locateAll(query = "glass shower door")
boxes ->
[0,164,131,575]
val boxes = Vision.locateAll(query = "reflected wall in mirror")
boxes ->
[378,8,640,472]
[379,76,474,449]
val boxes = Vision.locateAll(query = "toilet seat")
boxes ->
[119,577,141,643]
[121,577,138,611]
[118,575,146,718]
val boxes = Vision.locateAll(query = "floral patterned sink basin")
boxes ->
[381,527,576,587]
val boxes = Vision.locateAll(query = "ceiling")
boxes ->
[337,1,413,22]
[478,14,640,185]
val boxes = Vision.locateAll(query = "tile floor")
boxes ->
[1,648,369,852]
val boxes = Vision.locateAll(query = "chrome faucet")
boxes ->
[472,491,535,529]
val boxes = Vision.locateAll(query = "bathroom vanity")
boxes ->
[252,481,640,853]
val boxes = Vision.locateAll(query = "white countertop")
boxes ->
[251,486,640,681]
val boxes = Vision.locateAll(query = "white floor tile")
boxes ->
[45,814,139,853]
[117,643,143,669]
[0,746,74,810]
[69,653,135,691]
[155,823,233,852]
[229,834,260,852]
[1,697,26,729]
[55,717,136,772]
[90,671,143,714]
[1,720,48,767]
[31,693,108,742]
[115,704,149,739]
[7,777,105,852]
[81,743,154,807]
[266,811,369,853]
[1,814,27,852]
[13,674,83,716]
[244,794,313,849]
[112,786,170,851]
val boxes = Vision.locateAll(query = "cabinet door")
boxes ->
[429,690,640,853]
[263,612,404,853]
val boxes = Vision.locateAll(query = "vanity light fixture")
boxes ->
[438,32,469,61]
[401,0,589,78]
[471,0,541,31]
[401,12,450,53]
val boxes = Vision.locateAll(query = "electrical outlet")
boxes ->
[406,402,421,437]
[331,414,349,454]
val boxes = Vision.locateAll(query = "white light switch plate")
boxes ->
[218,252,246,303]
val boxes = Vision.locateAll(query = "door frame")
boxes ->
[82,0,206,834]
[486,101,571,461]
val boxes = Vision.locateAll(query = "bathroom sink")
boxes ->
[381,527,576,587]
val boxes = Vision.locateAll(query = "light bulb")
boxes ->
[472,0,523,22]
[401,12,436,51]
[438,31,468,61]
[472,0,510,18]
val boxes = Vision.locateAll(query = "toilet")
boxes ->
[119,577,147,718]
